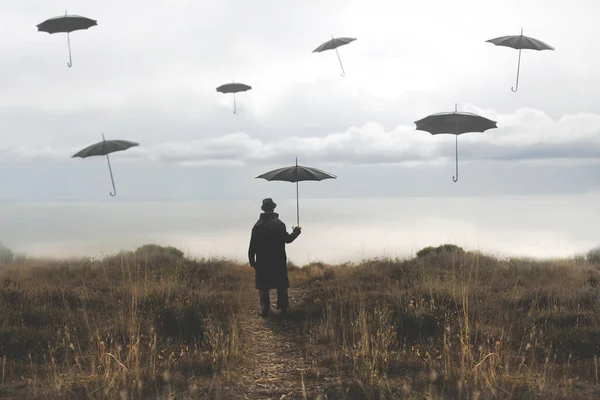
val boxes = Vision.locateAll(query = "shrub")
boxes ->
[416,243,464,258]
[587,245,600,263]
[0,242,14,263]
[134,243,186,266]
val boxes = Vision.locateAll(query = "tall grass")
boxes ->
[0,245,251,399]
[1,244,599,399]
[296,250,600,399]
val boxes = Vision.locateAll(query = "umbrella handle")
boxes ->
[106,154,117,197]
[452,134,459,183]
[296,181,300,227]
[511,48,522,92]
[233,92,236,114]
[66,32,73,68]
[335,47,346,77]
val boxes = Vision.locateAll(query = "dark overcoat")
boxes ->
[248,212,300,290]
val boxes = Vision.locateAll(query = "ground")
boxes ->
[221,288,335,400]
[2,248,600,399]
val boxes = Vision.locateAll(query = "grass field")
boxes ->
[0,243,599,399]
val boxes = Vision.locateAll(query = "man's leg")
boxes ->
[276,287,289,312]
[259,289,270,317]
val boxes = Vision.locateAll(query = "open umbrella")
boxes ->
[414,105,497,183]
[256,157,337,227]
[36,10,97,68]
[312,35,357,77]
[72,134,139,197]
[486,28,554,92]
[216,81,252,114]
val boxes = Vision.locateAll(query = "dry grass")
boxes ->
[293,249,600,399]
[0,245,252,399]
[1,244,599,399]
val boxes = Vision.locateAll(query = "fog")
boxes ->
[1,195,597,265]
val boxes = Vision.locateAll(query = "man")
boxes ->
[248,198,301,317]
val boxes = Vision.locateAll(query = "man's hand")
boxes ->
[293,226,302,235]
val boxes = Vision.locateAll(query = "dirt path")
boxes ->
[221,288,341,400]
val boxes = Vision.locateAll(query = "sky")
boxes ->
[1,196,599,263]
[0,0,599,201]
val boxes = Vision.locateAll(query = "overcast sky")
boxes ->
[0,0,598,201]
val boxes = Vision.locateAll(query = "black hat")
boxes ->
[261,198,277,211]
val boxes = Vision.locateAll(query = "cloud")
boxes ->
[2,107,599,167]
[0,0,599,202]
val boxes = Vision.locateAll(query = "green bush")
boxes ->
[0,242,14,263]
[587,246,600,263]
[416,243,464,258]
[135,244,184,259]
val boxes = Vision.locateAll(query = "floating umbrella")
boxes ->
[414,105,497,183]
[312,35,357,77]
[256,158,337,227]
[486,28,554,92]
[72,134,139,197]
[216,81,252,114]
[36,10,97,68]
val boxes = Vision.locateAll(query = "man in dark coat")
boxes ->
[248,198,301,317]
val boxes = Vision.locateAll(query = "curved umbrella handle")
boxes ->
[511,48,522,92]
[66,32,73,68]
[452,134,459,183]
[233,92,236,114]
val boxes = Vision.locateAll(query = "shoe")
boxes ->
[260,309,269,317]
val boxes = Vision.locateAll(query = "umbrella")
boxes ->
[256,157,337,227]
[486,28,554,92]
[216,81,252,114]
[414,105,497,183]
[37,10,97,68]
[36,10,97,68]
[72,134,139,197]
[312,35,357,77]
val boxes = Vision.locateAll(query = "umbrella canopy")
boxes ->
[414,105,497,182]
[37,10,97,68]
[72,134,139,197]
[216,82,252,114]
[312,36,357,77]
[256,158,337,226]
[72,139,139,158]
[486,28,554,92]
[256,165,336,182]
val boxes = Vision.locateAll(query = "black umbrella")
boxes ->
[312,35,357,77]
[414,105,498,183]
[256,157,337,227]
[486,28,554,92]
[37,10,97,68]
[72,134,139,197]
[216,81,252,114]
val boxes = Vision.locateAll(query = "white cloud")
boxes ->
[2,107,599,167]
[0,0,599,200]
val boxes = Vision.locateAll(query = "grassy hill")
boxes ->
[0,244,599,399]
